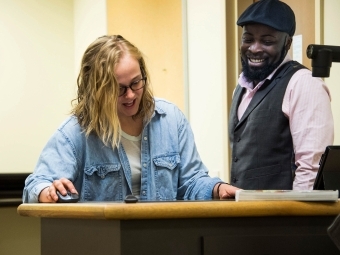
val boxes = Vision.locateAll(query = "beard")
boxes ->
[241,46,286,83]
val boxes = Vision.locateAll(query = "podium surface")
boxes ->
[17,200,340,255]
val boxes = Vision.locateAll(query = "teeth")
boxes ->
[250,58,264,63]
[125,101,133,106]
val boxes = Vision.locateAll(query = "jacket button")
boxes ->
[234,157,238,162]
[233,177,237,182]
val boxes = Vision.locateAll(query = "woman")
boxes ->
[23,35,237,203]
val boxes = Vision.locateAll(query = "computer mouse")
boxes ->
[56,190,79,203]
[124,194,138,203]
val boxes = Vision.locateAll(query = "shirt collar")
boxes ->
[143,98,166,126]
[154,101,166,115]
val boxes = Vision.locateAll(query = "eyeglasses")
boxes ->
[118,77,147,97]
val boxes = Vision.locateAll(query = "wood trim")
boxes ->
[18,200,340,220]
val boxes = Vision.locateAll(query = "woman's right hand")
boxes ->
[38,177,78,203]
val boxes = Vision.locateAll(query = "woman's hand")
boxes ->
[38,178,78,203]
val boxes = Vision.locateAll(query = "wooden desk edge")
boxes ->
[17,200,340,220]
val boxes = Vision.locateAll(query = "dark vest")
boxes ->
[228,61,306,190]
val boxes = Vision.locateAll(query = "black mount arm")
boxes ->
[306,44,340,77]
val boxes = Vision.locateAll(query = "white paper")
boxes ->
[293,34,303,63]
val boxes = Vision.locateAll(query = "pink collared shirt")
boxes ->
[237,55,334,190]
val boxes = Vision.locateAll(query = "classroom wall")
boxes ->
[324,0,340,144]
[0,0,75,174]
[73,0,107,76]
[0,0,108,176]
[186,0,228,180]
[0,1,106,255]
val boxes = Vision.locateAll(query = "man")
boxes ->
[228,0,334,190]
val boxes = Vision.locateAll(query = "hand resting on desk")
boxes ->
[214,183,241,199]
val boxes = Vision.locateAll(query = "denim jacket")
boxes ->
[23,98,222,203]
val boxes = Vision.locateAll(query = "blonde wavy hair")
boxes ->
[71,35,154,149]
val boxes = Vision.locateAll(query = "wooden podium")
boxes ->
[17,200,340,255]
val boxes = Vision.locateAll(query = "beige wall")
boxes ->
[0,0,75,174]
[73,0,108,76]
[0,1,103,254]
[186,0,229,180]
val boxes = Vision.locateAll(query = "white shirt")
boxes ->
[120,131,141,196]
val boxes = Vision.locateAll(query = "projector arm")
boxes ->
[306,44,340,77]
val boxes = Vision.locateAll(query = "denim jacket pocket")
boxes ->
[84,163,121,178]
[153,154,180,170]
[83,163,122,201]
[153,154,180,200]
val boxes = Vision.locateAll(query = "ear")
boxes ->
[285,36,293,51]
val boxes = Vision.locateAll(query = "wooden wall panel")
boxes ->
[106,0,184,111]
[284,0,315,70]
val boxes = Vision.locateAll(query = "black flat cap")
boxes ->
[237,0,296,36]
